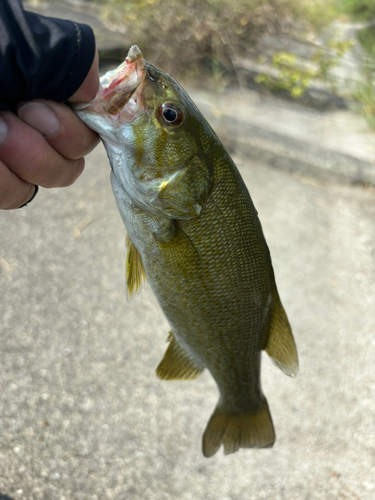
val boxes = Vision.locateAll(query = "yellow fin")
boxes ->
[125,235,147,300]
[202,399,275,458]
[156,332,204,380]
[265,288,298,377]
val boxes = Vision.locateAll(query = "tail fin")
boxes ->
[202,399,275,458]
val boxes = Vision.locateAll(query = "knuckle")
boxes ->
[0,171,14,209]
[60,158,85,187]
[26,144,79,189]
[43,102,99,160]
[25,142,53,187]
[28,143,85,188]
[0,182,34,210]
[13,185,36,209]
[69,129,100,160]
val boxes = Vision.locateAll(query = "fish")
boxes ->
[74,45,298,458]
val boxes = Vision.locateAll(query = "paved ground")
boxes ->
[188,86,375,186]
[1,107,375,498]
[2,3,375,498]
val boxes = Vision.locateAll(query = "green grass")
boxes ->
[339,0,375,21]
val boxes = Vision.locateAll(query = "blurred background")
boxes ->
[0,1,374,499]
[27,0,375,122]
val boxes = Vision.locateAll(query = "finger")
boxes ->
[0,111,84,188]
[68,47,100,103]
[0,160,36,210]
[17,100,100,160]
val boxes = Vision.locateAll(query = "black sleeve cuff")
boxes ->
[0,1,96,110]
[40,19,96,102]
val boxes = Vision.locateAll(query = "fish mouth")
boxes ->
[76,45,147,122]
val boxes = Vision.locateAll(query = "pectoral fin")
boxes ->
[265,288,298,377]
[125,235,147,300]
[156,332,204,380]
[156,156,213,219]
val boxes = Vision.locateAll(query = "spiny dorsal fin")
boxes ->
[126,235,147,301]
[265,288,299,377]
[156,332,204,380]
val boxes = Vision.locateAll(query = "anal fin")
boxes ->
[156,332,204,380]
[265,288,298,377]
[126,235,147,300]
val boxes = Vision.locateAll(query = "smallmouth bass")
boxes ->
[75,46,298,457]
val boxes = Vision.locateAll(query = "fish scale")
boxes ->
[74,45,298,457]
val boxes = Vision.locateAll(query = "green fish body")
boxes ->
[75,46,298,457]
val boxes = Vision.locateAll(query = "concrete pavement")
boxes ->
[1,124,374,498]
[2,3,375,495]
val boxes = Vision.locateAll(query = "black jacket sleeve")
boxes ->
[0,0,96,111]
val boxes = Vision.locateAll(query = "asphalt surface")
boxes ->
[1,115,375,499]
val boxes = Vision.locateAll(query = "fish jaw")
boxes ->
[74,45,147,143]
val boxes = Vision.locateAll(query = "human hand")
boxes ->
[0,49,100,210]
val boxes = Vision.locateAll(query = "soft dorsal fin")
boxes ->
[156,332,204,380]
[125,235,147,300]
[265,288,299,377]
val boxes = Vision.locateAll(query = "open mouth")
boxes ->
[76,45,147,122]
[101,46,146,116]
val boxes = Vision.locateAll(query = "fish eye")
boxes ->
[159,103,184,127]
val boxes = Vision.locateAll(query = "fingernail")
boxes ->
[18,102,60,137]
[0,116,8,144]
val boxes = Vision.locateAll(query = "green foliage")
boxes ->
[358,25,375,58]
[256,52,314,97]
[286,0,337,32]
[255,39,353,99]
[353,79,375,129]
[338,1,375,127]
[339,0,375,21]
[99,0,338,80]
[97,0,375,131]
